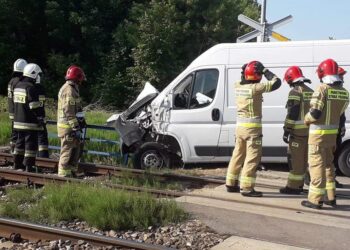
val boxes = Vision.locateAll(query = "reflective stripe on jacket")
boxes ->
[7,76,21,120]
[13,78,43,131]
[305,83,349,145]
[234,75,280,137]
[57,80,83,137]
[284,83,313,136]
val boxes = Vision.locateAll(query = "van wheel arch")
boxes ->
[160,135,184,168]
[338,140,350,177]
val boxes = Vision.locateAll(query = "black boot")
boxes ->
[226,185,240,193]
[324,196,337,207]
[279,186,303,195]
[25,166,36,173]
[324,199,336,207]
[10,142,15,154]
[71,170,85,179]
[241,189,263,197]
[13,163,25,171]
[301,200,322,209]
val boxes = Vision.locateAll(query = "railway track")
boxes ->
[0,217,170,250]
[1,152,349,199]
[1,168,350,221]
[0,152,222,185]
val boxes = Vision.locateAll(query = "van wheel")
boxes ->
[338,145,350,177]
[133,142,170,169]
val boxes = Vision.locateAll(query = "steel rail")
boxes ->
[0,152,224,183]
[0,217,170,250]
[1,152,350,199]
[1,169,350,221]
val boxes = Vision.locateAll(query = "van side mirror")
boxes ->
[174,93,188,108]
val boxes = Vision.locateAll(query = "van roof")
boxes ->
[188,39,350,68]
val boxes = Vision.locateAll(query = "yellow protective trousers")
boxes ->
[226,133,262,192]
[287,135,308,189]
[58,134,81,177]
[308,144,336,204]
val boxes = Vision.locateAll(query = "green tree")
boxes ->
[127,0,260,93]
[44,0,136,99]
[0,0,260,109]
[0,0,47,93]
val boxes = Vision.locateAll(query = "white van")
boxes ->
[110,40,350,177]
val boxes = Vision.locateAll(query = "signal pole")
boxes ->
[237,0,292,43]
[258,0,267,42]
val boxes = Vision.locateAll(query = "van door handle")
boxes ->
[212,108,220,121]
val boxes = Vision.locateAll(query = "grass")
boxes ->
[0,183,187,230]
[111,170,183,191]
[0,95,120,165]
[0,96,11,145]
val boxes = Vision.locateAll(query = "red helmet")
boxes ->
[338,66,347,76]
[65,65,86,82]
[244,61,262,81]
[284,66,305,84]
[317,59,338,80]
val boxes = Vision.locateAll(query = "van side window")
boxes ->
[173,75,193,109]
[190,69,219,109]
[173,69,219,109]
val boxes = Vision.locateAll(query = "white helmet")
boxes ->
[36,75,41,84]
[13,58,28,72]
[23,63,42,80]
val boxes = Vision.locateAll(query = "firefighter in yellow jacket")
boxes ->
[302,59,349,209]
[226,61,281,197]
[280,66,313,194]
[57,65,87,177]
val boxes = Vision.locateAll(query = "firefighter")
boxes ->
[13,63,44,171]
[226,61,281,197]
[35,75,49,158]
[280,66,313,194]
[301,59,349,209]
[8,59,28,153]
[57,65,86,177]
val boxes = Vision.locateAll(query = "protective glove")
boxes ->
[341,127,346,137]
[78,118,87,129]
[37,117,46,127]
[283,130,290,144]
[241,63,247,81]
[70,130,81,139]
[254,61,265,75]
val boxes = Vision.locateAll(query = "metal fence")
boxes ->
[46,120,128,164]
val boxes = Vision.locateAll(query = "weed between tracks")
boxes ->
[112,171,183,191]
[0,183,187,230]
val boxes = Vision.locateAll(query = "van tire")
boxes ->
[132,142,170,169]
[338,145,350,177]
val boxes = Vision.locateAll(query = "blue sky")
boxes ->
[257,0,350,41]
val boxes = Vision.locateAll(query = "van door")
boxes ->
[217,67,240,160]
[167,66,225,162]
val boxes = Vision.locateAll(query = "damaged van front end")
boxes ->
[107,82,182,169]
